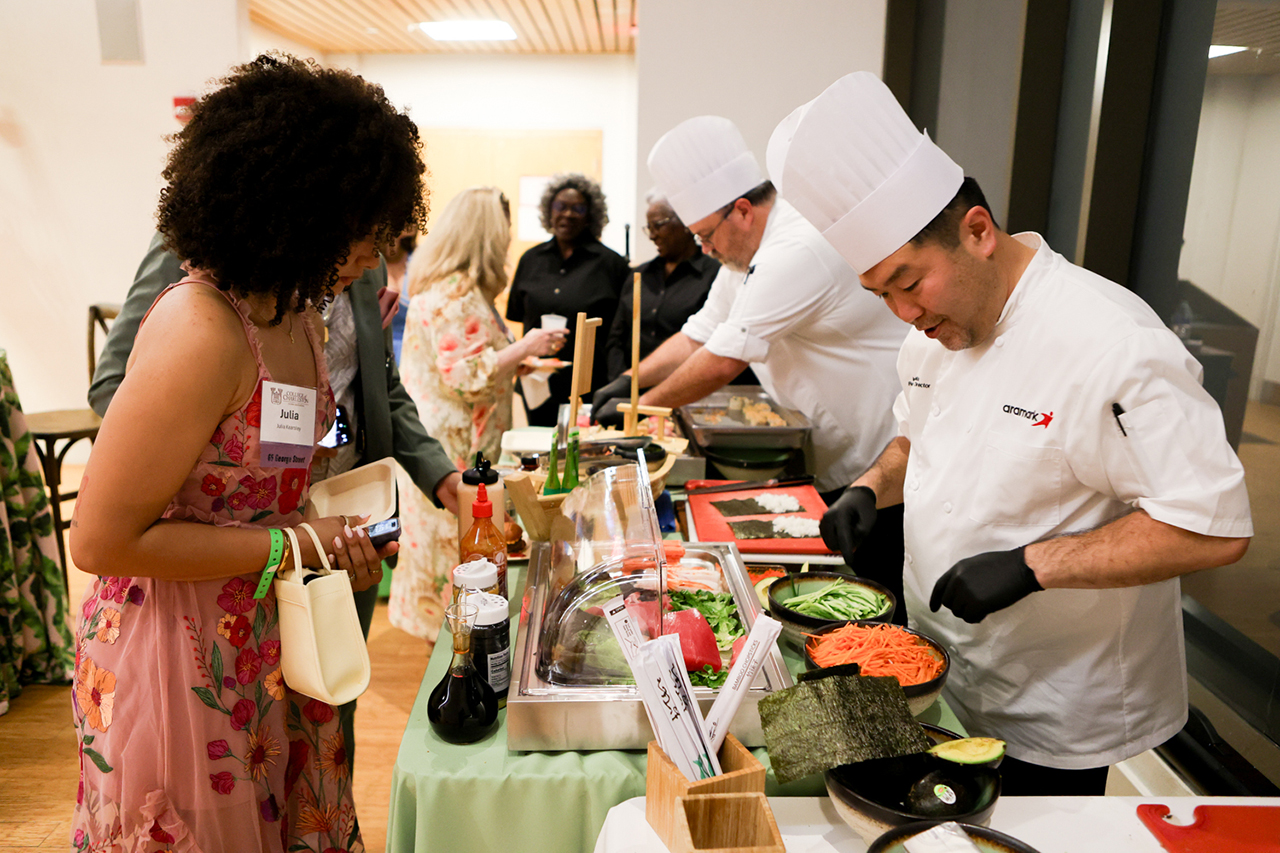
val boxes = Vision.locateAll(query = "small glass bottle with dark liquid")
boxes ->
[427,602,499,744]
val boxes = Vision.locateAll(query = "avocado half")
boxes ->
[928,737,1006,765]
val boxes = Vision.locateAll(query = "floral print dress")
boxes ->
[389,273,514,641]
[70,280,360,853]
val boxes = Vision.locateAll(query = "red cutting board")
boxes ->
[686,480,833,555]
[1137,803,1280,852]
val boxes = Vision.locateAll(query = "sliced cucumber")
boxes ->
[928,737,1006,765]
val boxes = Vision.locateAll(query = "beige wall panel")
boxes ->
[419,127,604,320]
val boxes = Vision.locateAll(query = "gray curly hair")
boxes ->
[539,172,609,240]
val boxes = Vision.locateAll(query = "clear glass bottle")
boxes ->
[427,602,499,744]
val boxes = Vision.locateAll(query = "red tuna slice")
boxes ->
[662,608,722,673]
[624,592,661,639]
[729,635,748,669]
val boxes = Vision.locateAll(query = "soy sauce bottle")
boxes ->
[427,602,499,744]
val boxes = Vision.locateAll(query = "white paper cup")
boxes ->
[541,314,568,330]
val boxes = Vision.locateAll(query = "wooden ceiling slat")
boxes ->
[270,0,383,51]
[489,0,549,52]
[250,0,642,54]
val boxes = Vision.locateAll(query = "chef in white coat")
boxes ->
[770,72,1253,795]
[593,116,906,500]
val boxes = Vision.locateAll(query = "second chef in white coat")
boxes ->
[772,72,1253,795]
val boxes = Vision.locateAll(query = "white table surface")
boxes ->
[593,794,1280,853]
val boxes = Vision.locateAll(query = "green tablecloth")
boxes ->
[386,564,965,853]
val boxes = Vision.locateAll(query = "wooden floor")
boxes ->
[0,488,431,853]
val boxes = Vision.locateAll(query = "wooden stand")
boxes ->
[645,734,767,852]
[670,793,784,853]
[568,311,602,430]
[617,403,673,440]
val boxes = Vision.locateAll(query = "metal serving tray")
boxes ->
[676,386,812,450]
[507,540,792,751]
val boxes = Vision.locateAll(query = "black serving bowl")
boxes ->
[766,571,896,646]
[802,620,949,716]
[869,821,1042,853]
[826,752,1001,845]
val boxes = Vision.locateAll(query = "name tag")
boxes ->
[258,381,316,468]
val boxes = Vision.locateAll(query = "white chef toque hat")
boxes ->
[768,71,964,274]
[647,116,766,226]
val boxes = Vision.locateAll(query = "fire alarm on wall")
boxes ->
[173,96,195,124]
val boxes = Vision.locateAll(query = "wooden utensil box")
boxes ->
[645,734,768,851]
[671,793,784,853]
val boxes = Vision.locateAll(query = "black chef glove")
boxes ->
[590,374,634,426]
[929,546,1043,624]
[820,486,878,569]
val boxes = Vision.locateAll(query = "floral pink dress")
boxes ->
[389,273,514,641]
[70,280,361,853]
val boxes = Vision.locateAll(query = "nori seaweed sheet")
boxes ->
[712,497,804,517]
[758,674,932,785]
[727,519,780,539]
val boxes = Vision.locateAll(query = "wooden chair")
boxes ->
[26,303,120,586]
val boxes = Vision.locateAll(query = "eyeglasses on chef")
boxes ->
[693,204,736,248]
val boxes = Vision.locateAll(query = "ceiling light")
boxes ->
[418,20,517,41]
[1209,45,1247,59]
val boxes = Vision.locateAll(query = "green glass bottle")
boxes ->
[543,438,562,495]
[562,428,581,491]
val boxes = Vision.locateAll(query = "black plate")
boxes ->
[869,820,1042,853]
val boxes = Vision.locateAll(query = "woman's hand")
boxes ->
[520,327,568,358]
[295,515,399,593]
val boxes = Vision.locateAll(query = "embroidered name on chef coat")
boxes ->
[259,381,316,467]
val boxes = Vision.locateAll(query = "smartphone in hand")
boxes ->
[363,518,401,548]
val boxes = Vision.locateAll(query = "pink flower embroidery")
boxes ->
[246,392,262,428]
[75,657,116,733]
[260,639,281,666]
[226,615,252,648]
[149,821,176,844]
[210,771,235,795]
[217,578,256,615]
[278,469,305,515]
[207,739,231,760]
[226,491,248,511]
[98,576,130,603]
[230,698,256,731]
[235,648,262,685]
[95,608,121,644]
[201,474,226,497]
[211,426,224,445]
[223,435,245,464]
[239,475,277,510]
[302,698,334,724]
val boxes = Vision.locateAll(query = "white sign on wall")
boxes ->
[518,175,552,242]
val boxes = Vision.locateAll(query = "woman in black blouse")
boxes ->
[506,173,629,425]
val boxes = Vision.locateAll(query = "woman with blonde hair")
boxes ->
[390,187,566,640]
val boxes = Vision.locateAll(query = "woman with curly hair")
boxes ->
[389,187,566,640]
[505,173,630,425]
[68,54,422,853]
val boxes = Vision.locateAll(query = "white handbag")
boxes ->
[274,525,372,706]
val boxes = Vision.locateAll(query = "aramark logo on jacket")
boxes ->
[1003,404,1054,428]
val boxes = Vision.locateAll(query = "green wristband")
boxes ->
[253,528,285,600]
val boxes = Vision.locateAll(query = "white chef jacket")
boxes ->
[895,233,1253,769]
[682,200,906,491]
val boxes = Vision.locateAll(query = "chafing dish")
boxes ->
[676,386,812,450]
[507,538,792,751]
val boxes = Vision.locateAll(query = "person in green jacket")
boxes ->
[89,230,462,770]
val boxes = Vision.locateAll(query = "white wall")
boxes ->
[1180,74,1280,394]
[0,0,243,418]
[349,52,638,257]
[633,0,886,263]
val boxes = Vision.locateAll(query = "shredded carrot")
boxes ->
[806,623,945,686]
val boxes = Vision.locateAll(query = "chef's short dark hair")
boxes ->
[712,181,776,219]
[910,177,996,250]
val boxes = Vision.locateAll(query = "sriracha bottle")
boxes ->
[459,482,509,599]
